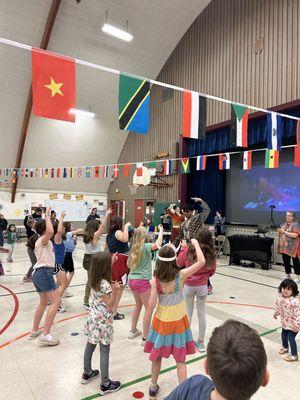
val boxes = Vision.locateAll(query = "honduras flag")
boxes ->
[267,112,282,151]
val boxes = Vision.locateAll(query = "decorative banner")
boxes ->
[243,151,252,170]
[63,194,72,200]
[196,155,206,171]
[63,168,68,178]
[85,167,91,178]
[163,160,171,175]
[148,161,157,176]
[49,193,58,200]
[69,167,74,178]
[76,194,84,201]
[51,168,55,178]
[294,146,300,167]
[39,169,44,178]
[123,163,130,177]
[103,165,108,178]
[119,73,150,134]
[136,163,143,177]
[232,104,249,147]
[56,168,61,178]
[77,167,83,178]
[265,149,279,168]
[297,119,300,146]
[94,166,100,178]
[44,168,49,178]
[180,158,190,174]
[267,112,282,150]
[218,153,230,170]
[113,164,119,178]
[31,48,76,122]
[182,91,206,139]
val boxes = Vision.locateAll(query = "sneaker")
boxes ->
[57,306,66,313]
[284,355,298,362]
[194,341,205,353]
[128,329,142,339]
[149,384,160,399]
[38,334,60,346]
[99,379,121,395]
[84,304,90,311]
[141,337,147,346]
[81,369,99,384]
[207,286,213,295]
[113,312,125,320]
[62,289,74,298]
[28,331,41,340]
[278,347,289,355]
[23,276,33,283]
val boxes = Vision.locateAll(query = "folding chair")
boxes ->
[215,235,226,257]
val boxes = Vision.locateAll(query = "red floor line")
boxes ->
[0,300,273,350]
[0,284,20,336]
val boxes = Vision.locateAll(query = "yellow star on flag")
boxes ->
[44,77,64,97]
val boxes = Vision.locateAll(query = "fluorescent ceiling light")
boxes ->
[102,23,133,42]
[69,108,95,118]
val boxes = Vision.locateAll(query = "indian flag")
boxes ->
[265,150,279,168]
[267,112,282,150]
[219,153,230,170]
[180,158,190,174]
[182,91,206,139]
[196,155,207,170]
[136,162,143,177]
[232,104,249,147]
[243,151,252,170]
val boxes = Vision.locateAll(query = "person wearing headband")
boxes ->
[144,239,205,399]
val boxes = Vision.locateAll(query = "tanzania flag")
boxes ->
[182,91,206,139]
[180,158,190,174]
[232,104,249,147]
[267,112,282,150]
[243,151,252,170]
[119,74,150,134]
[32,49,76,122]
[265,150,279,168]
[196,155,206,171]
[219,153,230,170]
[294,146,300,167]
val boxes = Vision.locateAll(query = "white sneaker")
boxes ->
[38,334,59,346]
[128,329,142,339]
[62,290,74,298]
[57,306,66,313]
[28,331,41,340]
[84,304,90,311]
[141,337,147,346]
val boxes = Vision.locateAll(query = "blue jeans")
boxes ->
[33,267,57,293]
[281,328,298,356]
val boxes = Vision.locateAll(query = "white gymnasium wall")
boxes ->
[0,189,107,223]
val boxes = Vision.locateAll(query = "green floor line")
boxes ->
[81,326,280,400]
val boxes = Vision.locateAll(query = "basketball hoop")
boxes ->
[129,184,138,195]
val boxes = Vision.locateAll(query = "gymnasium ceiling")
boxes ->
[0,0,211,194]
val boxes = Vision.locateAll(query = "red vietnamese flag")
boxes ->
[32,48,76,122]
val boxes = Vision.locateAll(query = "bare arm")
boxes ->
[179,238,205,282]
[103,284,119,311]
[41,207,54,245]
[144,279,158,331]
[151,225,163,250]
[71,228,84,235]
[54,212,66,244]
[191,198,211,223]
[94,209,112,239]
[115,222,131,243]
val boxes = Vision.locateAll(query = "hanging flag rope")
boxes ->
[0,37,299,122]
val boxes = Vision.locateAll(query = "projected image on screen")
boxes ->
[241,163,300,211]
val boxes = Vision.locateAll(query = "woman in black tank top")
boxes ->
[106,216,131,320]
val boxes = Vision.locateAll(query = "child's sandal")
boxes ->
[284,355,298,362]
[278,348,289,355]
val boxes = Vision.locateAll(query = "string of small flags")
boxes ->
[0,144,299,182]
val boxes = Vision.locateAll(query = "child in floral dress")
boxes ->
[82,252,121,395]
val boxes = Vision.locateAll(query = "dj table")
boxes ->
[227,235,274,270]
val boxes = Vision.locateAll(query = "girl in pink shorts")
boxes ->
[127,225,163,345]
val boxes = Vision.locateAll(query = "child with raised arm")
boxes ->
[30,207,61,346]
[144,239,205,399]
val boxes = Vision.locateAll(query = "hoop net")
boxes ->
[129,184,138,195]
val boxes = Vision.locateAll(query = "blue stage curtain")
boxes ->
[185,107,300,223]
